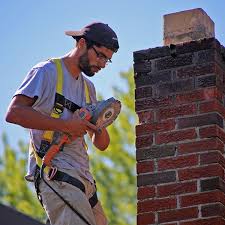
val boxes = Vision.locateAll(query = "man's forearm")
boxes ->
[91,128,110,151]
[6,104,67,132]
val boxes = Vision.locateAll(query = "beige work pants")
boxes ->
[39,169,108,225]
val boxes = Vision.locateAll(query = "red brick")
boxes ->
[197,49,215,64]
[178,164,224,181]
[180,190,225,207]
[200,100,225,119]
[177,113,223,129]
[156,129,197,145]
[135,96,173,111]
[157,104,197,120]
[201,203,225,218]
[137,212,155,225]
[177,63,215,78]
[156,54,193,71]
[215,64,225,84]
[138,171,176,187]
[137,111,154,123]
[162,223,178,225]
[135,70,172,87]
[200,151,225,168]
[136,145,176,161]
[134,61,152,73]
[137,186,156,200]
[135,86,153,99]
[199,125,225,143]
[158,79,194,96]
[158,154,198,171]
[133,45,170,62]
[200,177,225,192]
[136,119,175,136]
[175,38,220,55]
[158,181,197,197]
[158,207,198,223]
[174,87,219,105]
[137,197,177,213]
[136,135,153,148]
[178,138,224,155]
[137,160,154,174]
[197,75,216,88]
[180,217,225,225]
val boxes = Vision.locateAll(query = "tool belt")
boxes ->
[34,166,98,208]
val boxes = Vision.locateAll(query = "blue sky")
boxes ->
[1,0,225,152]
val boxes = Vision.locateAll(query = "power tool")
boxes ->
[42,97,121,167]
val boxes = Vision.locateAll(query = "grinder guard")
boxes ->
[86,97,121,128]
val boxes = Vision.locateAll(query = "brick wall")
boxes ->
[134,38,225,225]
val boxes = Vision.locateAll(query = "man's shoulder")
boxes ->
[32,59,56,72]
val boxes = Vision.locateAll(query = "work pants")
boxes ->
[39,168,108,225]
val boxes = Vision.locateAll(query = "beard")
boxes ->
[79,51,96,77]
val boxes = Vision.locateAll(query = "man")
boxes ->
[5,22,119,225]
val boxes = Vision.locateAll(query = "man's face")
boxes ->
[79,45,114,77]
[78,50,96,77]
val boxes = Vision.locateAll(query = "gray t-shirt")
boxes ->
[14,58,97,183]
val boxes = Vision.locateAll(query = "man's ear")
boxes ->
[77,38,87,50]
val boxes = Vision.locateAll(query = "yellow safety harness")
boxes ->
[33,58,90,170]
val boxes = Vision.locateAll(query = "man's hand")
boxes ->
[63,110,99,138]
[88,127,110,151]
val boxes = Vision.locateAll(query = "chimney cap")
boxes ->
[163,8,215,46]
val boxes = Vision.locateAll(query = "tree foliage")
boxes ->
[0,133,46,221]
[0,67,137,225]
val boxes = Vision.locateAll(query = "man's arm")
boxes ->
[88,128,110,151]
[6,94,98,137]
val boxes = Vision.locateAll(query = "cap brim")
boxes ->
[65,30,84,36]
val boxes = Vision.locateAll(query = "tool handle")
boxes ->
[43,134,69,167]
[79,108,92,121]
[42,108,92,167]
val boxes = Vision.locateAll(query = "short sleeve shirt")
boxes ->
[15,59,97,183]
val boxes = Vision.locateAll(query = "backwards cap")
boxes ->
[65,22,119,52]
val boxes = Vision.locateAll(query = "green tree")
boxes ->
[0,133,46,221]
[90,68,137,225]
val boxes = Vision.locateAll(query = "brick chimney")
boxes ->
[134,8,225,225]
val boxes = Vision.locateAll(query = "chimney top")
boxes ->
[163,8,215,46]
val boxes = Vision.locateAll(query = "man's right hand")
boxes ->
[62,110,99,138]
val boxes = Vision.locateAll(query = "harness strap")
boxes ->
[55,93,81,113]
[50,170,98,208]
[52,170,85,193]
[42,58,64,142]
[84,78,91,104]
[34,167,98,208]
[89,192,98,208]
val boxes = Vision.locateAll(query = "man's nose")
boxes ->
[98,60,106,68]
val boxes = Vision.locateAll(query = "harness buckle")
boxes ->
[53,102,64,115]
[47,167,58,180]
